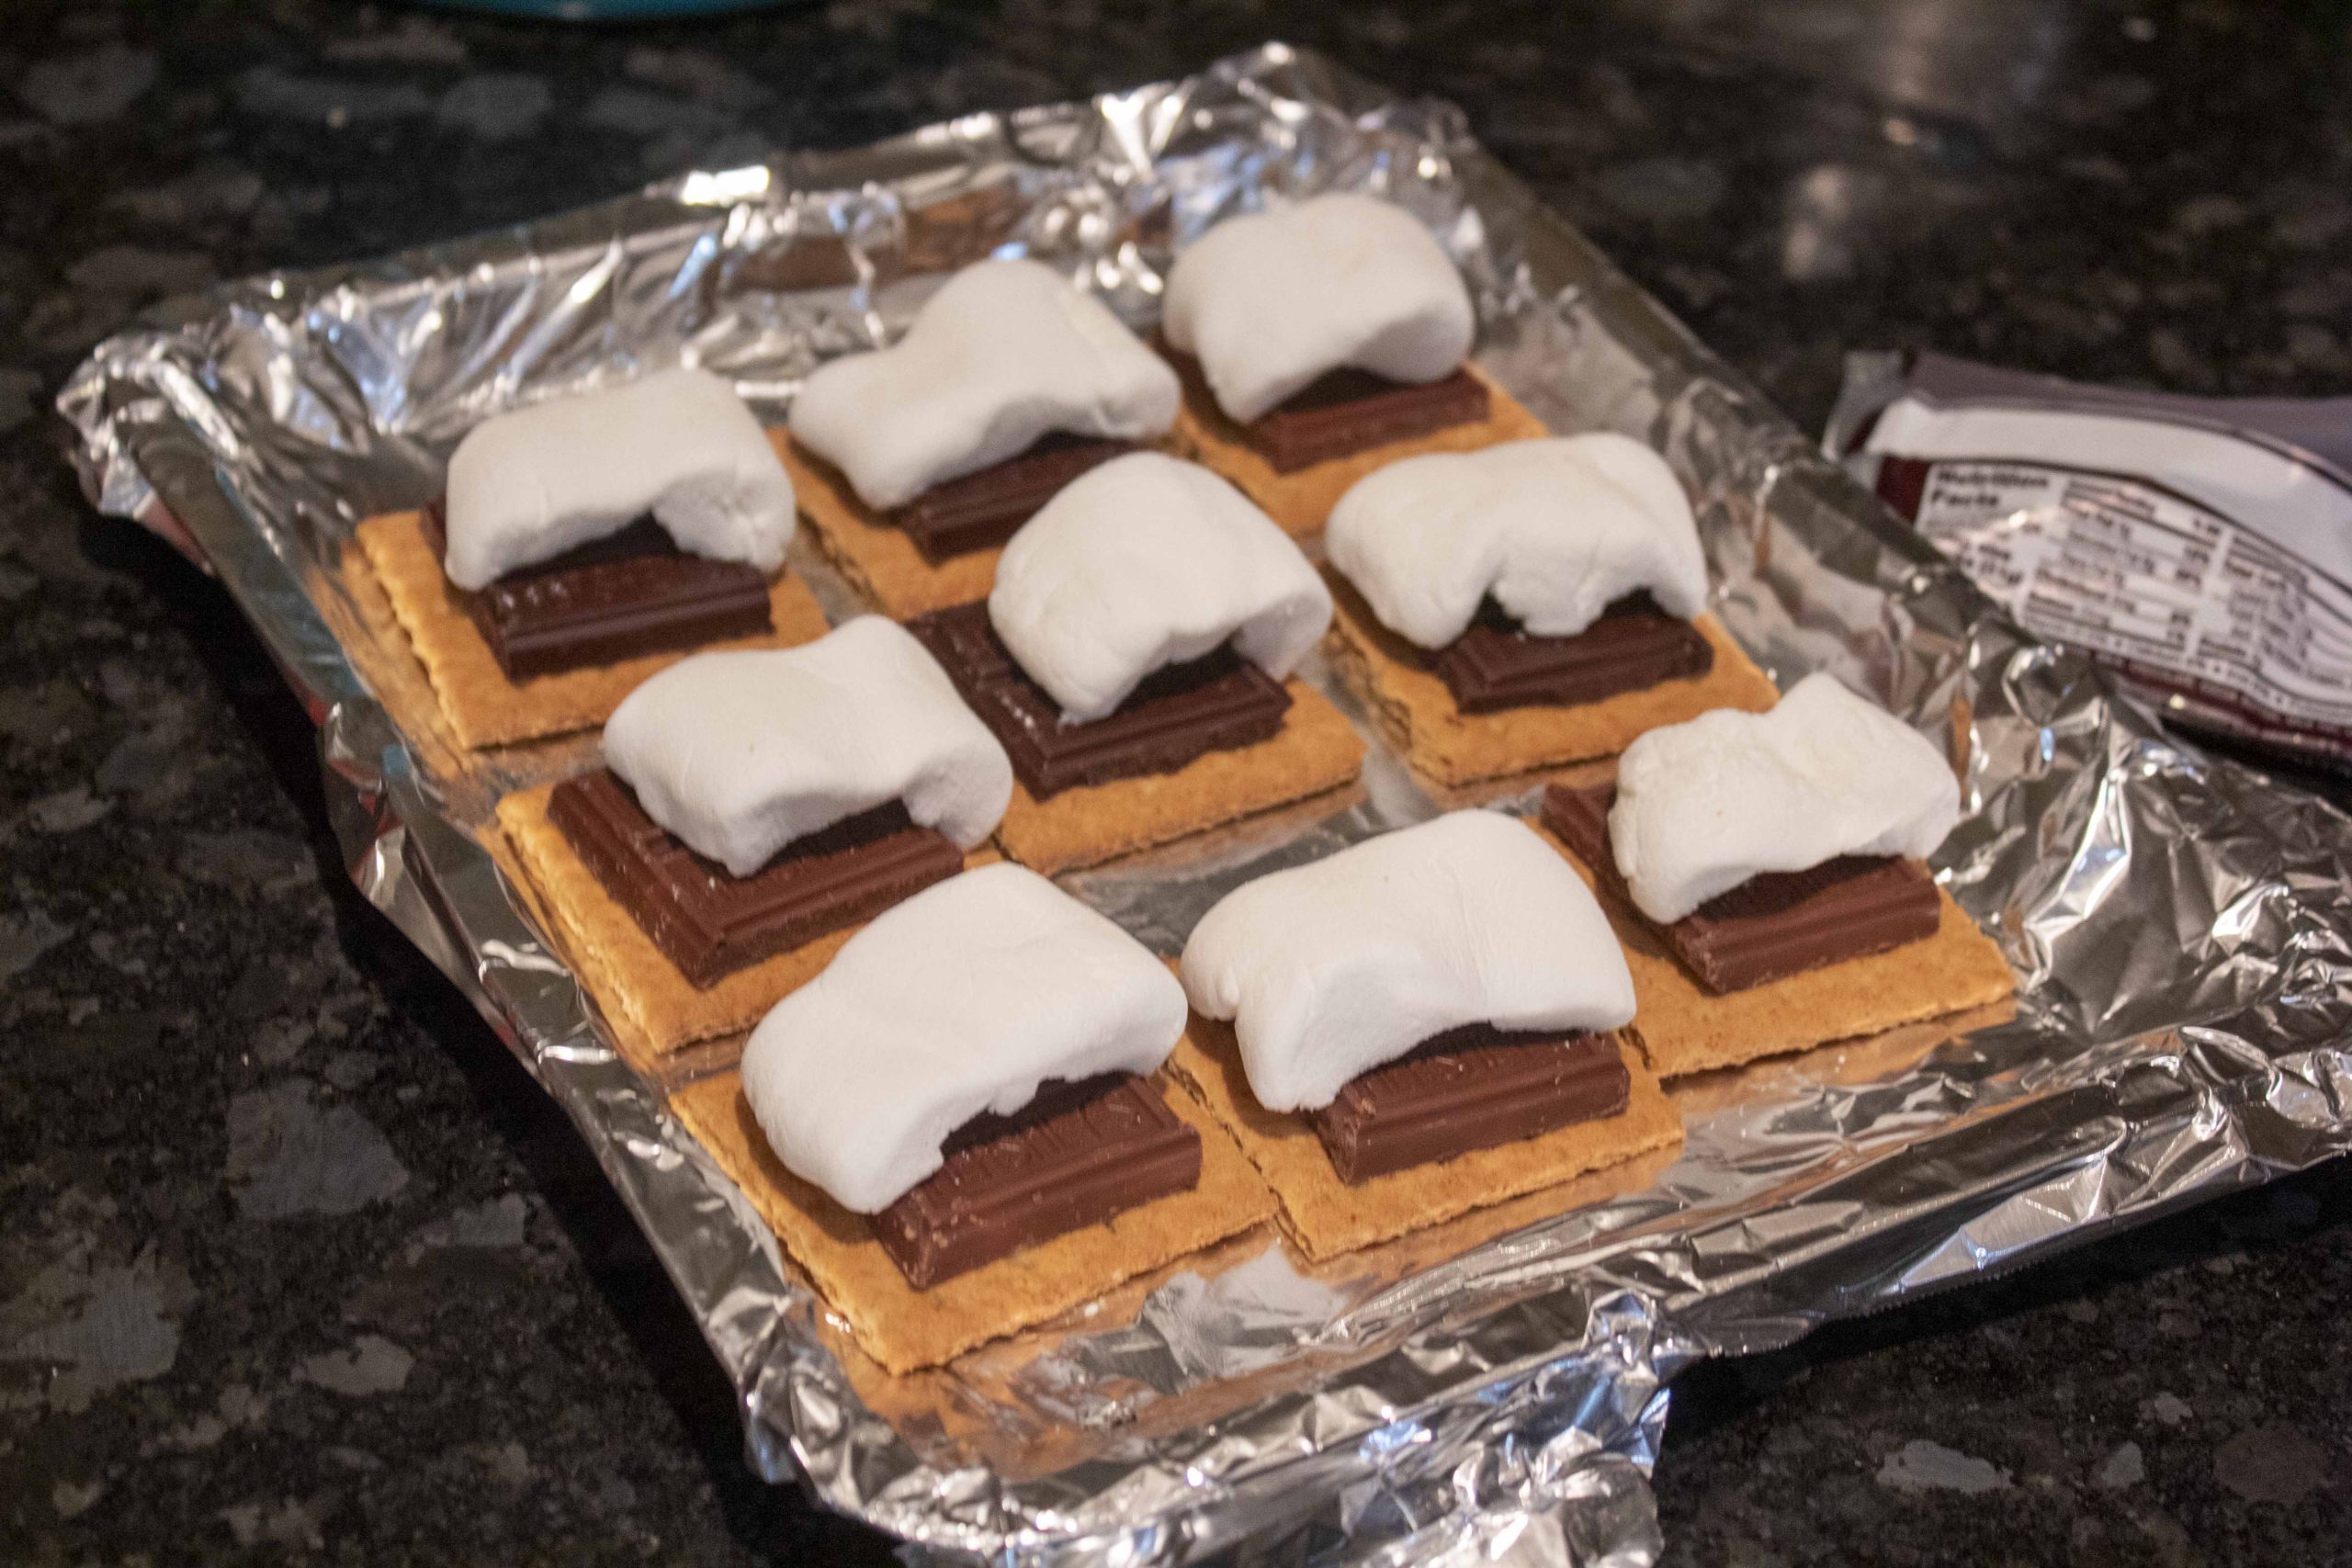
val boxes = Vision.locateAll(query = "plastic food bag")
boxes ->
[1827,350,2352,773]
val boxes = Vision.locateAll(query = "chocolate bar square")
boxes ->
[1250,366,1491,472]
[1163,344,1491,474]
[872,1073,1204,1289]
[904,601,1291,799]
[1543,782,1942,993]
[1429,594,1715,714]
[893,434,1136,563]
[1304,1024,1630,1185]
[548,770,963,987]
[424,501,773,680]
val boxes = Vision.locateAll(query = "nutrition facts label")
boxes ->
[1886,457,2352,742]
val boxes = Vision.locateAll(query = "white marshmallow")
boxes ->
[1161,192,1476,424]
[786,258,1181,511]
[988,452,1331,723]
[1608,672,1962,924]
[741,863,1188,1213]
[1180,812,1634,1113]
[1326,435,1709,649]
[600,617,1012,878]
[442,367,794,592]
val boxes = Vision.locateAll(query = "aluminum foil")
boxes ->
[59,43,2352,1568]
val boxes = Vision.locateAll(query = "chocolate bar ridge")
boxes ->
[1430,593,1714,713]
[904,601,1291,798]
[1253,367,1489,472]
[1542,782,1941,994]
[895,434,1137,562]
[1305,1025,1630,1185]
[548,770,963,987]
[872,1073,1203,1289]
[424,501,773,680]
[1168,347,1488,472]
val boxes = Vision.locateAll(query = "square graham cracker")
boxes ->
[1170,360,1551,537]
[334,535,477,773]
[1325,578,1781,786]
[775,429,1191,619]
[669,1068,1277,1373]
[1283,1138,1688,1300]
[774,432,1000,618]
[1661,997,2019,1124]
[352,507,831,750]
[1534,821,2017,1079]
[1164,1017,1683,1261]
[994,680,1366,874]
[495,782,995,1074]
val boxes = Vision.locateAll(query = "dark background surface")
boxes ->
[5,1,2351,1562]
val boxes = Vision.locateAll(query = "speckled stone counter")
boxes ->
[4,2,2348,1562]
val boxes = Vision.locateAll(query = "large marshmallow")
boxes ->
[786,258,1180,511]
[1326,434,1709,649]
[1161,192,1476,424]
[601,617,1012,878]
[741,863,1188,1213]
[989,452,1331,722]
[1608,672,1962,924]
[1180,812,1634,1113]
[442,367,794,591]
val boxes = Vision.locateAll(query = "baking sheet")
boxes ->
[61,42,2352,1567]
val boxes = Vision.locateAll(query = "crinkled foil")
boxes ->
[60,43,2352,1568]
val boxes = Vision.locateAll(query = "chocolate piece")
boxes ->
[735,232,865,293]
[904,602,1291,798]
[548,770,962,987]
[872,1073,1203,1289]
[1251,367,1490,472]
[1166,345,1489,471]
[424,501,773,680]
[902,182,1027,274]
[1543,783,1941,993]
[1429,594,1715,713]
[1304,1025,1630,1185]
[894,434,1137,562]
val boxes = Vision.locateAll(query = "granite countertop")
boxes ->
[4,1,2349,1561]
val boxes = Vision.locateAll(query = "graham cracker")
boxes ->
[835,1223,1282,1482]
[1164,1017,1684,1261]
[670,1068,1277,1373]
[495,782,995,1075]
[1325,576,1781,786]
[1170,360,1551,537]
[352,507,831,750]
[334,533,473,771]
[1661,997,2020,1124]
[774,433,1001,618]
[1534,821,2017,1079]
[1289,1138,1687,1295]
[774,429,1193,619]
[993,680,1366,875]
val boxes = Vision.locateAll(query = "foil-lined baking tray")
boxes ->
[60,44,2352,1567]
